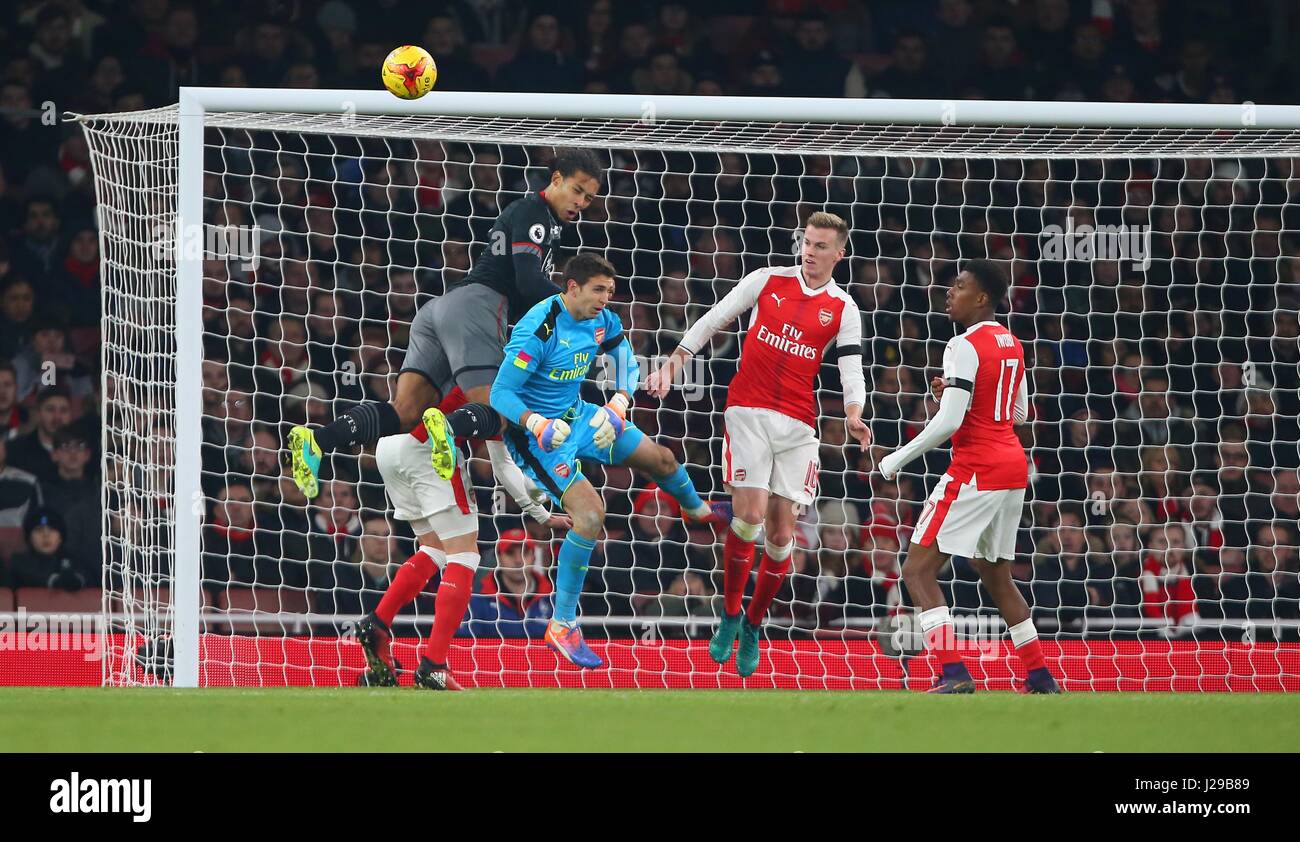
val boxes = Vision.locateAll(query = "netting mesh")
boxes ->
[82,111,180,686]
[79,105,1300,690]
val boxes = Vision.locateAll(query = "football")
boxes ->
[381,45,437,100]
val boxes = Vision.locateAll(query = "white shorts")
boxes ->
[374,434,477,539]
[911,473,1024,561]
[722,406,820,506]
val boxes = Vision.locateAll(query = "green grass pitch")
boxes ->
[2,688,1298,752]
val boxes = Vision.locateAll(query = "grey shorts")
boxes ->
[401,283,508,396]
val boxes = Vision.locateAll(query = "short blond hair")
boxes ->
[805,211,849,246]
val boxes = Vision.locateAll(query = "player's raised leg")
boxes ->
[290,368,440,498]
[617,436,729,524]
[422,385,500,481]
[418,281,516,480]
[545,477,604,669]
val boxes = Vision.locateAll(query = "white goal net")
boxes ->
[78,92,1300,690]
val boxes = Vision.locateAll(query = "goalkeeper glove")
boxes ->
[589,393,629,449]
[526,413,570,451]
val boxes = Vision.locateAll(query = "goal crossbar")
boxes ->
[173,88,1300,129]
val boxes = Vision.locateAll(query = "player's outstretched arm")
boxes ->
[645,347,689,398]
[484,440,571,528]
[836,299,871,451]
[846,402,872,451]
[588,313,639,446]
[878,335,976,479]
[598,316,641,395]
[878,385,970,480]
[647,268,769,397]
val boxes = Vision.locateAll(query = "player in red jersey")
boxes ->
[354,387,570,690]
[878,260,1060,694]
[647,212,871,677]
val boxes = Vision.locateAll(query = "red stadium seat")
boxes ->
[14,588,103,613]
[217,587,310,633]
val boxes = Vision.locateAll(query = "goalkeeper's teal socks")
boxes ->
[554,532,597,624]
[654,464,707,516]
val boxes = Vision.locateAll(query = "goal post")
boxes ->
[174,89,205,688]
[78,88,1300,690]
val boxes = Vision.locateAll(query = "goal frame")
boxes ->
[166,87,1300,687]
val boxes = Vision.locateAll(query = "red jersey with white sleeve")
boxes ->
[1140,554,1198,626]
[678,265,865,429]
[943,321,1028,490]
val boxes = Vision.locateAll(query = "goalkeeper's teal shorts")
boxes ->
[502,400,644,506]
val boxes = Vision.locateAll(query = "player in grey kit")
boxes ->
[288,149,604,496]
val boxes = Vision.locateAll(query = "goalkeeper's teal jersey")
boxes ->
[491,294,638,423]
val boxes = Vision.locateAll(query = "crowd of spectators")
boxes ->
[1,0,1299,640]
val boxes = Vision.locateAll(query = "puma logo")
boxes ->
[558,338,571,347]
[769,293,785,307]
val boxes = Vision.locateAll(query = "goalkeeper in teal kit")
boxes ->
[490,253,728,668]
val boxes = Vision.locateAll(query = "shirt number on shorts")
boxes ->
[993,359,1018,421]
[804,460,820,497]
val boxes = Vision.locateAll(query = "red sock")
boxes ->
[745,555,791,625]
[423,561,475,665]
[1016,638,1046,672]
[375,549,438,627]
[924,622,963,666]
[722,530,756,616]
